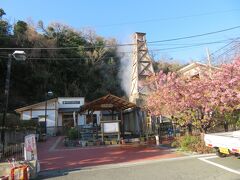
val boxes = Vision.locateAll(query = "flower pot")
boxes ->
[111,140,117,145]
[88,141,94,146]
[121,139,125,145]
[95,141,101,146]
[81,141,87,147]
[105,141,111,145]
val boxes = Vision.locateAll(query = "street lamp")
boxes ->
[44,91,53,135]
[1,51,26,155]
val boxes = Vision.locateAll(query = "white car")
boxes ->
[204,130,240,157]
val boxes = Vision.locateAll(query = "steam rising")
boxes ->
[118,40,133,97]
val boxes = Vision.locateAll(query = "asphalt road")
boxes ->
[39,155,240,180]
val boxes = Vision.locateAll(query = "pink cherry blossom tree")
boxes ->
[146,57,240,133]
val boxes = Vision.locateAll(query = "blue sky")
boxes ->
[1,0,240,63]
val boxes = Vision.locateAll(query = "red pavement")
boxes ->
[38,136,181,171]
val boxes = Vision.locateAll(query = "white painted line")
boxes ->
[198,156,240,175]
[48,136,62,152]
[201,155,218,160]
[67,154,215,173]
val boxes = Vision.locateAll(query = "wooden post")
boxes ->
[55,101,58,128]
[120,110,124,139]
[96,111,98,140]
[90,110,94,139]
[111,109,114,120]
[118,121,120,141]
[101,122,104,143]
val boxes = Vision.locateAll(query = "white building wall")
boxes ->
[46,110,56,127]
[19,98,104,129]
[58,97,85,126]
[34,102,56,110]
[183,68,199,77]
[58,113,62,126]
[180,64,211,79]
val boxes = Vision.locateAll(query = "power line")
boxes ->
[0,40,231,56]
[0,25,240,50]
[210,38,239,56]
[0,38,239,60]
[0,37,236,53]
[147,25,240,44]
[213,43,240,60]
[0,55,118,61]
[202,38,240,63]
[149,39,239,52]
[209,41,236,56]
[0,43,135,50]
[0,38,238,57]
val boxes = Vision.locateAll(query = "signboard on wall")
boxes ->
[62,101,80,104]
[101,104,113,108]
[103,122,119,133]
[24,134,37,161]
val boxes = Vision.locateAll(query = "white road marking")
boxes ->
[48,136,62,152]
[201,155,218,160]
[198,156,240,175]
[66,154,215,173]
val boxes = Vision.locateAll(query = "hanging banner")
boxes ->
[24,134,37,161]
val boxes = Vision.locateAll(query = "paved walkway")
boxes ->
[38,136,181,171]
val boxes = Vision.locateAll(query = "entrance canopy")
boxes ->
[79,94,137,113]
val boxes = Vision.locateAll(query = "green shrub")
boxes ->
[171,140,180,148]
[171,135,213,153]
[68,127,78,140]
[191,141,214,154]
[0,113,38,130]
[180,135,199,151]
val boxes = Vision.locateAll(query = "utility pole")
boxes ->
[206,48,212,77]
[1,51,26,154]
[1,54,12,155]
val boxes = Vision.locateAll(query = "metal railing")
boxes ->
[0,143,24,162]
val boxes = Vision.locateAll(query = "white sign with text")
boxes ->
[24,134,38,161]
[103,122,119,133]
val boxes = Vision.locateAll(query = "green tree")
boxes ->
[14,21,28,35]
[0,8,124,111]
[153,60,184,73]
[0,8,6,19]
[0,8,10,36]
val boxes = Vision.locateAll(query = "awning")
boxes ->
[79,94,137,113]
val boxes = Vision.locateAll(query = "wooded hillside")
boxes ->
[0,8,124,111]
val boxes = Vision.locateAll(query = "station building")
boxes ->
[15,97,101,135]
[15,95,139,137]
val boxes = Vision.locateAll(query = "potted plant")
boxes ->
[120,139,125,145]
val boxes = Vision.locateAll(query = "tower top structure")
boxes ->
[129,32,154,106]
